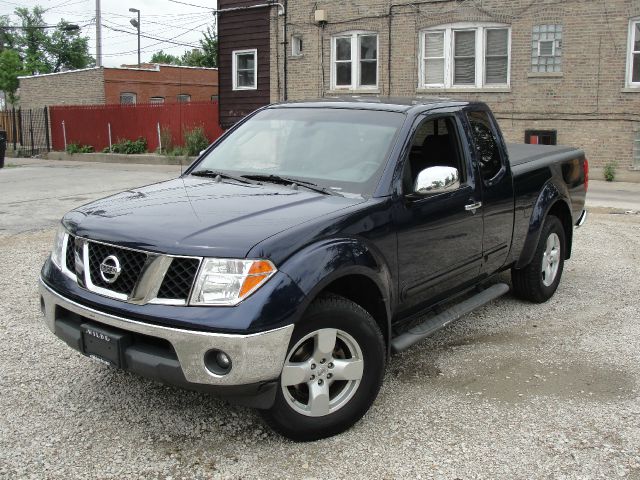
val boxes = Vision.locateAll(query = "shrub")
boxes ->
[110,137,147,155]
[66,143,94,154]
[604,163,616,182]
[183,126,209,156]
[159,126,173,154]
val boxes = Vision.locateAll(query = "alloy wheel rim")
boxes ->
[541,232,561,287]
[280,328,364,417]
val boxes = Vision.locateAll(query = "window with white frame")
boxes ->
[150,96,165,104]
[420,23,510,89]
[120,92,136,104]
[332,32,378,90]
[531,24,563,73]
[232,49,257,90]
[627,19,640,87]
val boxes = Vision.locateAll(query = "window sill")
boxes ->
[528,72,563,78]
[416,87,511,94]
[621,87,640,93]
[327,89,381,95]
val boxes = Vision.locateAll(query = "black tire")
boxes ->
[260,294,386,442]
[512,215,566,303]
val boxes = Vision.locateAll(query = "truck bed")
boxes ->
[507,143,583,170]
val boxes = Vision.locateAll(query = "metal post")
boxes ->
[29,109,35,156]
[96,0,103,67]
[11,107,17,150]
[62,121,67,151]
[44,106,50,152]
[108,123,112,152]
[157,122,162,153]
[18,108,23,149]
[136,10,141,68]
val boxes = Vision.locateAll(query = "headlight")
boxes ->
[50,224,67,270]
[190,258,276,306]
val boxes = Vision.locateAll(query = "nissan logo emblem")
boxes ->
[99,255,122,284]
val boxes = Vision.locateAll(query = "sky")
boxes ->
[0,0,217,67]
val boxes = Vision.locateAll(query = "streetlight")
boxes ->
[129,7,140,68]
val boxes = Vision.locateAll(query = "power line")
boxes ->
[167,0,215,11]
[101,23,201,48]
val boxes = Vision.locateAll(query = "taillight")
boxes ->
[584,158,589,192]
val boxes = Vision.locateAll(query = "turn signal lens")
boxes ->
[190,258,277,306]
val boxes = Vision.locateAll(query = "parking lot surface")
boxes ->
[1,161,639,479]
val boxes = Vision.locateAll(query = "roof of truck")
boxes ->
[271,96,478,113]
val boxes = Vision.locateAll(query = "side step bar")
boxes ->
[391,283,510,354]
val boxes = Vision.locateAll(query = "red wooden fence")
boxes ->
[49,101,223,152]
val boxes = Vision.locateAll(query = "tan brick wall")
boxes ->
[269,0,640,171]
[18,68,105,110]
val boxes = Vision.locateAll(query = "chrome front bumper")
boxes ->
[39,278,294,387]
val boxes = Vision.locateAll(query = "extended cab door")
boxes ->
[394,112,484,314]
[464,109,515,275]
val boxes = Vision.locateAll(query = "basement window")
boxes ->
[525,129,557,145]
[150,97,165,104]
[120,92,137,105]
[177,94,191,103]
[233,49,257,90]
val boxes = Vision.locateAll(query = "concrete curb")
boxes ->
[43,151,197,166]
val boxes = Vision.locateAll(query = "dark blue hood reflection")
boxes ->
[63,177,365,259]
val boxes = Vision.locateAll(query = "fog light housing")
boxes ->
[204,349,232,375]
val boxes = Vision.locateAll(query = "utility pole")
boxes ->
[95,0,102,67]
[129,8,141,68]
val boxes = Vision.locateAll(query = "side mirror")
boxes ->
[414,166,460,195]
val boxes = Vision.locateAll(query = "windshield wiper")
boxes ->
[241,174,341,196]
[190,169,254,185]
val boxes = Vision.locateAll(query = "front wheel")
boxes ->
[260,294,385,441]
[512,215,566,303]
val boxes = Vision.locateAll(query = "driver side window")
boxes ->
[402,116,465,194]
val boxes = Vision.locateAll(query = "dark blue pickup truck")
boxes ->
[40,98,588,441]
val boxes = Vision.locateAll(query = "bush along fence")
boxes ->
[48,101,223,154]
[0,107,51,156]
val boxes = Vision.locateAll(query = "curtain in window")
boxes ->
[454,31,475,84]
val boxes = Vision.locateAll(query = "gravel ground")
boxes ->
[0,212,639,479]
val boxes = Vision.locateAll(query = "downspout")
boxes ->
[283,0,288,100]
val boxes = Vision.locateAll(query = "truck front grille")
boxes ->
[87,242,148,295]
[60,234,201,305]
[157,258,201,300]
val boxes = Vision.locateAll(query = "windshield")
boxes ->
[191,107,405,196]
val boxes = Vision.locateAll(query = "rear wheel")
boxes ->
[260,294,385,441]
[512,215,566,303]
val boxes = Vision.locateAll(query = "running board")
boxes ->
[390,283,510,354]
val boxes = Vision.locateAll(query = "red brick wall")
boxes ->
[103,65,219,105]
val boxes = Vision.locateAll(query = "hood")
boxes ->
[64,177,365,258]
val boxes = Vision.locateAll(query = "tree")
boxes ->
[148,25,217,68]
[0,49,23,105]
[150,50,180,65]
[47,20,94,72]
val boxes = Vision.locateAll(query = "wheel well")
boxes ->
[321,275,389,346]
[548,200,573,259]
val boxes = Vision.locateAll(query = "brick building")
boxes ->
[218,0,640,177]
[18,64,219,110]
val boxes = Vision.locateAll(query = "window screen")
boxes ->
[467,111,503,182]
[454,30,476,84]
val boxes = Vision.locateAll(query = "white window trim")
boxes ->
[291,35,303,57]
[331,31,379,91]
[626,18,640,88]
[232,49,258,91]
[418,22,511,90]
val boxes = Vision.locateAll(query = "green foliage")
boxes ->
[604,163,616,182]
[0,50,23,105]
[148,25,217,68]
[109,137,148,155]
[183,126,209,156]
[66,142,94,154]
[0,6,94,103]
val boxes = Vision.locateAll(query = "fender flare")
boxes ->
[515,181,571,269]
[278,238,394,345]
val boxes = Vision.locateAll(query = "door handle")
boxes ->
[465,201,482,213]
